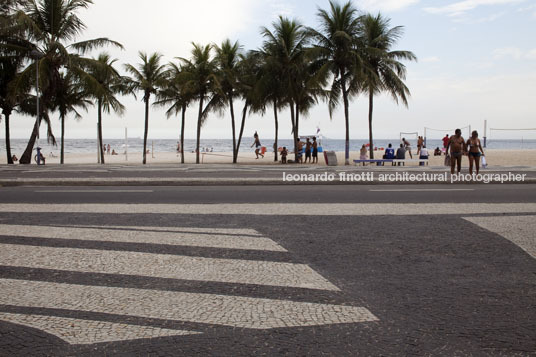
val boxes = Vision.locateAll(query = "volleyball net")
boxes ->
[488,128,536,148]
[423,126,471,147]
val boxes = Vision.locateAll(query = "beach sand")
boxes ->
[2,149,535,167]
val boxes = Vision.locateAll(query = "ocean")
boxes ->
[2,138,536,156]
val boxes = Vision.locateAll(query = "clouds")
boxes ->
[358,0,420,12]
[493,47,536,60]
[424,0,526,17]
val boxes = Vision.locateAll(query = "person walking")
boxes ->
[251,132,264,159]
[446,129,465,174]
[466,131,485,175]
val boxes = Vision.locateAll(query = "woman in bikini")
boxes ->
[466,130,485,175]
[251,132,264,159]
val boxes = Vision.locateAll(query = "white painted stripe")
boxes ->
[370,189,475,192]
[0,224,280,251]
[0,279,377,329]
[0,203,535,216]
[463,216,536,259]
[0,243,338,291]
[0,312,199,345]
[35,190,154,193]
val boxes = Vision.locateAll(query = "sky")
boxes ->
[4,0,536,142]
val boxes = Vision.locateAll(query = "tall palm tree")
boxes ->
[361,13,417,159]
[215,39,242,163]
[52,71,91,164]
[234,51,263,162]
[1,0,33,164]
[309,0,363,165]
[154,62,193,164]
[125,52,167,165]
[256,48,286,162]
[261,16,310,162]
[86,53,128,164]
[178,43,221,164]
[10,0,122,164]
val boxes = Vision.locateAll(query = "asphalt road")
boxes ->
[0,185,535,356]
[0,184,535,204]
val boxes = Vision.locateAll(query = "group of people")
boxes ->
[373,136,429,166]
[102,144,118,155]
[445,129,485,175]
[253,132,319,164]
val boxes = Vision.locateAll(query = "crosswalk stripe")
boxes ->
[0,312,199,345]
[0,243,339,291]
[0,224,284,252]
[463,216,536,259]
[0,203,535,215]
[0,279,377,329]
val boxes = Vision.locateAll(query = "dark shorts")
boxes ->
[469,152,481,158]
[451,152,463,159]
[312,149,318,157]
[305,150,311,158]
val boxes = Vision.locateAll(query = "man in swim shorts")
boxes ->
[446,129,466,174]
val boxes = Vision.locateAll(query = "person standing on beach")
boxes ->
[446,129,465,174]
[281,147,288,164]
[402,138,413,159]
[107,144,111,155]
[466,131,485,175]
[251,132,264,159]
[443,135,450,153]
[312,137,319,164]
[417,136,424,156]
[305,138,312,163]
[296,138,304,163]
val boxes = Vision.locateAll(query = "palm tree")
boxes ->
[86,53,128,164]
[256,48,286,162]
[215,39,242,163]
[10,0,122,164]
[309,0,363,165]
[178,43,221,164]
[261,16,310,162]
[361,13,417,159]
[125,52,167,165]
[154,62,193,164]
[52,71,91,164]
[1,0,33,164]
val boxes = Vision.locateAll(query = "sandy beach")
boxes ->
[2,149,535,167]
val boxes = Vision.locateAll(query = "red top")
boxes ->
[443,136,449,148]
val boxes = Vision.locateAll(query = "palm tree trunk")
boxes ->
[19,118,40,164]
[273,100,278,162]
[196,95,204,164]
[97,100,105,164]
[229,97,237,164]
[143,97,149,165]
[180,104,186,164]
[61,113,65,164]
[342,78,350,166]
[290,102,297,162]
[4,111,13,164]
[368,90,374,160]
[235,102,248,163]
